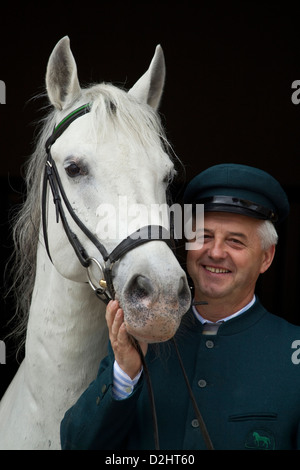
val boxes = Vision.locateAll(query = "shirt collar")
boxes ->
[192,295,256,325]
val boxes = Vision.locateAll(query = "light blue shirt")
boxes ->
[112,360,142,400]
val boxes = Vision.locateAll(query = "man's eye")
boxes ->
[230,238,244,246]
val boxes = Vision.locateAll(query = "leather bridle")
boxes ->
[42,102,214,451]
[42,103,173,303]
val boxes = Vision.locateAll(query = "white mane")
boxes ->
[0,39,191,449]
[8,83,176,354]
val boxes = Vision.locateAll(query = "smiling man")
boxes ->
[185,164,282,324]
[61,164,300,450]
[187,212,275,322]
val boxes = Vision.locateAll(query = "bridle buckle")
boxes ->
[86,257,107,293]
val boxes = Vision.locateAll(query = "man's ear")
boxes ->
[260,245,276,274]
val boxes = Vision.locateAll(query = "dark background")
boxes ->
[0,1,299,397]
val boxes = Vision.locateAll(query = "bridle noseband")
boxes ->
[42,103,173,303]
[42,102,214,451]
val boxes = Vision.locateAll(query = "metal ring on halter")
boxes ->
[86,257,107,293]
[43,104,213,450]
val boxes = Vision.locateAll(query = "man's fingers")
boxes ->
[117,322,130,346]
[111,309,124,338]
[105,302,146,378]
[105,300,119,329]
[106,300,128,347]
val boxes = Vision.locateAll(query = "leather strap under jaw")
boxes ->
[41,102,214,452]
[42,103,174,303]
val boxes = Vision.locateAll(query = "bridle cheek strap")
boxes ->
[42,103,214,451]
[42,104,174,304]
[42,154,173,303]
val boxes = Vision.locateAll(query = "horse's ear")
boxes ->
[128,45,165,110]
[46,36,81,110]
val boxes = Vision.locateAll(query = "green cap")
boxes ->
[183,164,289,224]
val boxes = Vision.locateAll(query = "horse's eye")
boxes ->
[163,171,174,185]
[65,162,82,178]
[163,174,170,184]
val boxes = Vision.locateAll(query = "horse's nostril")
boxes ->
[178,275,191,304]
[178,276,185,295]
[129,275,154,300]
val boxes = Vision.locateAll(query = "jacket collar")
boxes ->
[181,297,267,337]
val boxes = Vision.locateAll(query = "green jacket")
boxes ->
[60,298,300,450]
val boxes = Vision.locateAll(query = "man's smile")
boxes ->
[204,265,231,274]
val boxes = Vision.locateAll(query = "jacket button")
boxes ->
[101,384,107,393]
[198,379,207,388]
[191,419,199,428]
[96,396,101,405]
[206,340,214,349]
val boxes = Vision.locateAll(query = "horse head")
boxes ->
[44,37,191,343]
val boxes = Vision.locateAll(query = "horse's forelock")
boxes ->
[6,82,178,355]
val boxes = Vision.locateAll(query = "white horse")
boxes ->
[0,37,191,449]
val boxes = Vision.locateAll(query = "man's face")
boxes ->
[186,212,275,305]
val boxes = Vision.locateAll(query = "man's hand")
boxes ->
[106,300,148,379]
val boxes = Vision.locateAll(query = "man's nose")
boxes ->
[208,240,227,259]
